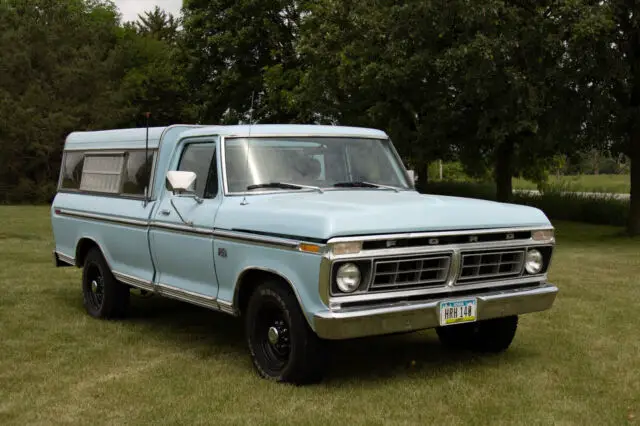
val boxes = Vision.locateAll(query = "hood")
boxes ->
[215,190,551,241]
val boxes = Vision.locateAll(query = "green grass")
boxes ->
[513,174,631,194]
[1,206,639,425]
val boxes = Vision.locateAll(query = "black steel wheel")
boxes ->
[82,248,130,319]
[245,280,326,384]
[436,315,518,353]
[84,262,105,311]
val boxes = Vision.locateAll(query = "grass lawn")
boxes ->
[513,174,631,194]
[1,206,639,425]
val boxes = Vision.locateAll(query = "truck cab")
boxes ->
[52,124,558,384]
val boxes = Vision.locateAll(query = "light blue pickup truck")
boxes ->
[51,124,557,384]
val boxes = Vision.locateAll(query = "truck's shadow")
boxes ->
[64,293,537,383]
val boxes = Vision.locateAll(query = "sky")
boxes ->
[113,0,183,23]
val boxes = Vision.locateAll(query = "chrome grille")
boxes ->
[370,255,451,291]
[458,249,524,283]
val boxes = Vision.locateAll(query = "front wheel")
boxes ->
[436,315,518,353]
[245,280,327,384]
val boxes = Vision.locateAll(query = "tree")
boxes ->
[182,0,302,124]
[276,0,460,189]
[0,0,128,202]
[436,1,592,201]
[284,1,584,195]
[0,0,191,203]
[567,1,640,235]
[134,6,180,43]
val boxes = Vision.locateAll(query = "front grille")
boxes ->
[370,254,451,291]
[457,249,524,283]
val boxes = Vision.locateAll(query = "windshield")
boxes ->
[223,137,411,193]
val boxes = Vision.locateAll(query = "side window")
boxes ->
[177,143,218,199]
[122,151,155,196]
[60,152,85,190]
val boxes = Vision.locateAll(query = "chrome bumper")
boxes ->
[313,284,558,340]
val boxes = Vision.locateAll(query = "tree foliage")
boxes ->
[182,0,302,123]
[0,0,188,202]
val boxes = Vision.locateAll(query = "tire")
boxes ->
[436,315,518,353]
[245,280,327,384]
[82,248,130,319]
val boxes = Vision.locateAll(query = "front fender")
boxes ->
[213,239,325,328]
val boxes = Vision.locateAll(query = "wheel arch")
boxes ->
[75,237,106,268]
[233,267,308,322]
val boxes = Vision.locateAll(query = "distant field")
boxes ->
[1,206,639,425]
[513,174,630,194]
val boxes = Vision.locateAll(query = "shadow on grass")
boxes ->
[56,291,540,383]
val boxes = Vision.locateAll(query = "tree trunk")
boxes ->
[625,8,640,236]
[414,161,429,193]
[495,140,514,202]
[628,131,640,236]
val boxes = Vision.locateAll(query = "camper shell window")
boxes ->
[59,149,157,197]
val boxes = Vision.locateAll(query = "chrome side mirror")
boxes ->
[166,171,202,204]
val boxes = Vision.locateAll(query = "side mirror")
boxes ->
[166,171,202,205]
[407,170,417,184]
[166,171,197,194]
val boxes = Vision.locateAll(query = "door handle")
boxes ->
[160,209,171,216]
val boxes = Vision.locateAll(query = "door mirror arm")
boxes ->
[170,198,193,226]
[165,171,203,226]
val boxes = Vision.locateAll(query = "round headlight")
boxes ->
[525,249,543,274]
[336,263,361,293]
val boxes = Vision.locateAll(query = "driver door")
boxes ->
[149,139,221,298]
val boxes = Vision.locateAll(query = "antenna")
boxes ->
[144,112,151,207]
[240,92,255,206]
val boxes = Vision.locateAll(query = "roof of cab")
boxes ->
[179,124,388,140]
[63,124,387,151]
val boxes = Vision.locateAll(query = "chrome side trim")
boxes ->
[328,226,554,244]
[314,283,559,340]
[56,207,307,251]
[150,221,214,237]
[56,208,149,227]
[217,299,237,315]
[156,283,236,315]
[113,271,154,292]
[112,271,238,315]
[54,251,76,266]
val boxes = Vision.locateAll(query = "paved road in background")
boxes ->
[514,189,630,201]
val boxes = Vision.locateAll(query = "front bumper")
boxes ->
[313,283,558,340]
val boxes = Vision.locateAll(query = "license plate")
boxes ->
[439,298,477,326]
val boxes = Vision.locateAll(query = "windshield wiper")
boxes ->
[246,182,323,193]
[333,181,400,192]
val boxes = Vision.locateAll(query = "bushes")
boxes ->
[423,181,629,227]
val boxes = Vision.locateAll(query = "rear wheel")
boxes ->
[82,248,130,319]
[245,280,326,384]
[436,315,518,353]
